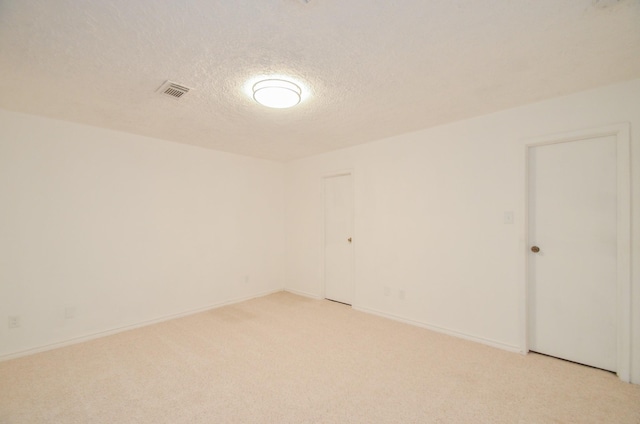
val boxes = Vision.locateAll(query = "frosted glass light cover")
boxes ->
[252,79,301,109]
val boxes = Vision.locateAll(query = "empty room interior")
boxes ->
[1,0,640,422]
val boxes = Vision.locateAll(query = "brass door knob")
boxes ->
[531,246,540,253]
[347,237,352,243]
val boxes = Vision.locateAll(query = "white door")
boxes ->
[324,174,354,305]
[528,135,617,371]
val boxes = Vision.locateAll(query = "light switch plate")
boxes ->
[504,211,514,224]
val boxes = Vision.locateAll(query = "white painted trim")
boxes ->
[523,123,631,382]
[615,124,631,383]
[354,305,521,353]
[284,288,322,300]
[0,288,283,362]
[321,170,355,306]
[321,169,353,179]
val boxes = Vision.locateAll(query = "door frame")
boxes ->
[523,123,631,382]
[321,170,355,305]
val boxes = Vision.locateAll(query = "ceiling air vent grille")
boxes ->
[157,81,191,99]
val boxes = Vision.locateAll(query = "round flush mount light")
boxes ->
[252,79,302,109]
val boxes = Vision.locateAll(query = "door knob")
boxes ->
[531,246,540,253]
[347,237,352,243]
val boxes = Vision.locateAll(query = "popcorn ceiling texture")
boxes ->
[1,292,639,423]
[0,0,639,161]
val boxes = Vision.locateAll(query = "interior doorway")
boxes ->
[525,124,630,381]
[323,173,354,305]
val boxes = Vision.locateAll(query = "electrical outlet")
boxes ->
[244,275,249,284]
[65,307,76,319]
[8,315,20,329]
[398,290,405,300]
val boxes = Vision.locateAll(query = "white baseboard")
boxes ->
[284,288,322,300]
[0,288,283,362]
[352,304,522,354]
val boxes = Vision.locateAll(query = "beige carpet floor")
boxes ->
[1,291,639,423]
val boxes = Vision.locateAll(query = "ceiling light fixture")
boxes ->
[252,79,302,109]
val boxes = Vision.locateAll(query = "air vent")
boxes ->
[156,81,191,99]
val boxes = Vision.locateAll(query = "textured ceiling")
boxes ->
[1,0,639,161]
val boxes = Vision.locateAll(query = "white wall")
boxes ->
[2,80,639,383]
[284,79,640,383]
[0,110,285,358]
